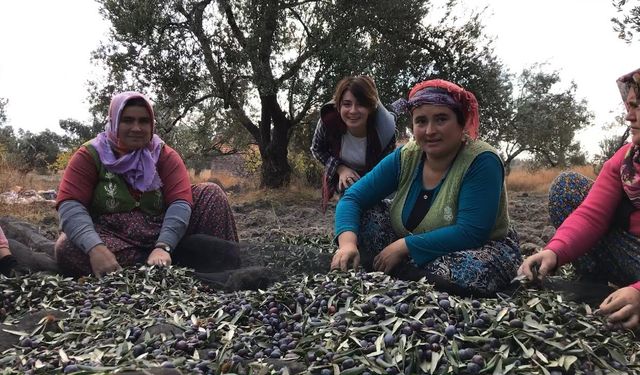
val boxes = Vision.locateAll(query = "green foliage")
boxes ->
[288,110,322,187]
[500,66,593,172]
[593,114,630,174]
[50,149,76,173]
[242,147,262,176]
[91,0,513,188]
[161,100,251,174]
[0,98,71,174]
[12,129,67,174]
[289,150,323,188]
[613,0,640,43]
[0,97,7,126]
[0,142,7,167]
[58,118,104,148]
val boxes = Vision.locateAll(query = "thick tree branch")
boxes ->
[287,7,313,39]
[276,49,316,85]
[183,0,261,143]
[280,0,328,8]
[219,0,247,49]
[293,67,324,124]
[166,94,217,132]
[254,1,279,95]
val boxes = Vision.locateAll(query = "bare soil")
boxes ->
[233,190,553,257]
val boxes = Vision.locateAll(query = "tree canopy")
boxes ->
[90,0,516,187]
[499,67,593,172]
[613,0,640,43]
[0,98,69,173]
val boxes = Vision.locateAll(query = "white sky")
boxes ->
[0,0,636,157]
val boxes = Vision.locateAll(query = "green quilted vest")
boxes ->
[389,139,509,239]
[84,143,164,217]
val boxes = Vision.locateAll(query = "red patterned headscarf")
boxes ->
[391,79,480,140]
[617,68,640,208]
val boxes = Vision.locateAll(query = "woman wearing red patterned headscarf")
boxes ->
[55,91,240,277]
[520,68,640,329]
[331,79,520,296]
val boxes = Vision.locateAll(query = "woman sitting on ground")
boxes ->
[311,75,396,212]
[55,91,240,277]
[331,79,521,296]
[519,68,640,329]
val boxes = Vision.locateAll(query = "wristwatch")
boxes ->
[155,243,172,254]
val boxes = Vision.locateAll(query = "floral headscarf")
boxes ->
[617,68,640,208]
[90,91,164,192]
[391,79,480,140]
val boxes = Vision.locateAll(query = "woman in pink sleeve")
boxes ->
[0,225,19,276]
[519,68,640,329]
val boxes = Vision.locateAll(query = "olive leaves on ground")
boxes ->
[1,266,638,374]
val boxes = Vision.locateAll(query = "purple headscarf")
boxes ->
[90,91,164,192]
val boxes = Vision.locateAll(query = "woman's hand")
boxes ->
[599,287,640,330]
[0,246,11,258]
[331,231,360,271]
[517,249,558,282]
[374,239,409,274]
[337,165,360,192]
[88,244,122,277]
[147,248,172,267]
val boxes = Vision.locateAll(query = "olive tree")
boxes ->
[91,0,513,187]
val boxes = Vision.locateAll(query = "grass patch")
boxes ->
[229,176,321,206]
[0,167,60,193]
[188,168,249,190]
[507,165,596,193]
[0,201,57,224]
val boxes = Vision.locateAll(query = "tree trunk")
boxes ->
[503,147,525,176]
[260,143,291,188]
[259,104,293,188]
[504,155,515,176]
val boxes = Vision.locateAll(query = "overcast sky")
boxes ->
[0,0,636,156]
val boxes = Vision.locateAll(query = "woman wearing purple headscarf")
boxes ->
[54,92,239,277]
[519,68,640,329]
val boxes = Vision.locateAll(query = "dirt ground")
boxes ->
[233,190,552,257]
[0,189,553,284]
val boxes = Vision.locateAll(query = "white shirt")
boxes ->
[340,132,367,170]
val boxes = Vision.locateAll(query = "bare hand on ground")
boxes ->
[147,248,172,267]
[88,244,122,277]
[374,239,409,274]
[599,286,640,330]
[331,245,360,271]
[517,249,557,282]
[337,165,360,192]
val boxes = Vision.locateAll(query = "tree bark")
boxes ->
[259,96,293,187]
[503,149,524,176]
[260,139,291,188]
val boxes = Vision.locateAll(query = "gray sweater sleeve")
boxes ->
[157,200,192,249]
[58,200,103,254]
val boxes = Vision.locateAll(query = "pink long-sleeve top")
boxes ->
[0,225,8,249]
[546,143,640,291]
